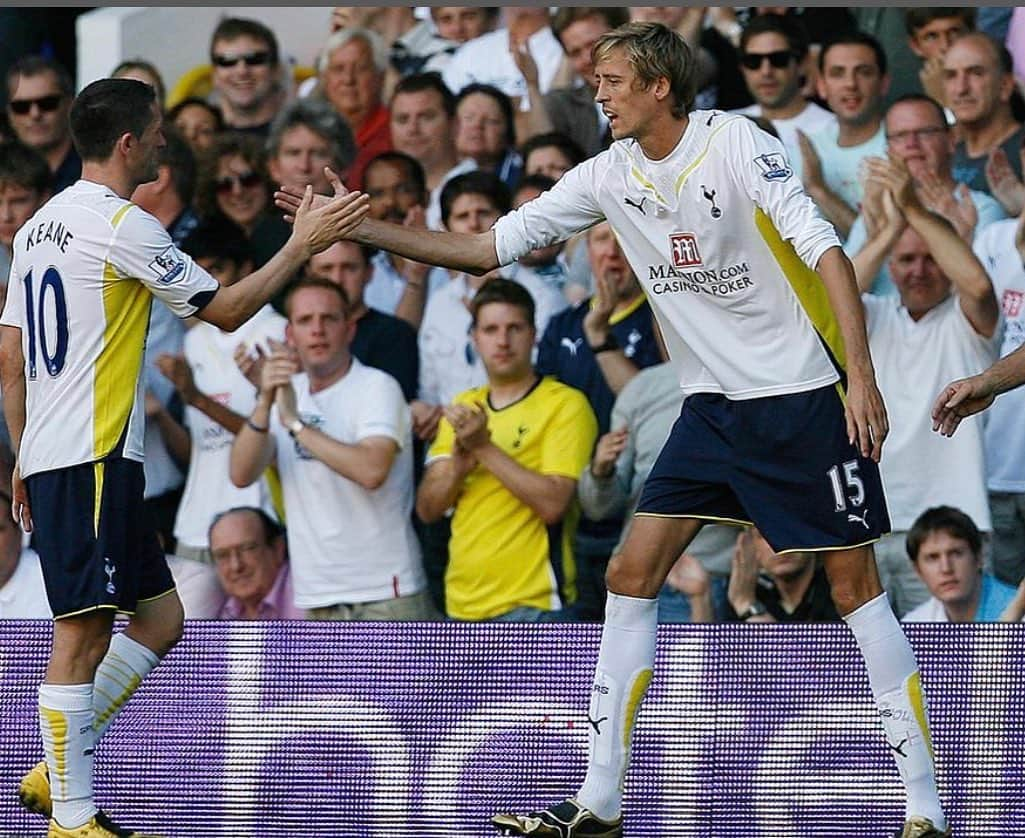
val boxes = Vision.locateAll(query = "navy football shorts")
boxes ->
[27,456,175,619]
[635,384,891,553]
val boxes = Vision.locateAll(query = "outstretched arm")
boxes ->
[276,169,501,276]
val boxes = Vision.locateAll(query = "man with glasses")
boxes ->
[209,17,285,137]
[734,13,835,180]
[5,56,80,192]
[208,507,305,620]
[847,94,1006,296]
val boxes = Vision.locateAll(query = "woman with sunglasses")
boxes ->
[195,134,273,240]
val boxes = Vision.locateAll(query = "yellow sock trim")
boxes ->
[622,668,653,750]
[907,671,935,760]
[40,707,67,798]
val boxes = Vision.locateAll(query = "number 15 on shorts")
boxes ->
[827,460,865,512]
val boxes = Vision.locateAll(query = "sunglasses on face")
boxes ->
[215,171,263,194]
[8,94,63,115]
[740,50,794,71]
[212,51,272,69]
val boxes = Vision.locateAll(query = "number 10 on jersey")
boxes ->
[22,267,69,379]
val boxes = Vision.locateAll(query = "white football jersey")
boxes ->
[494,111,845,399]
[0,181,219,478]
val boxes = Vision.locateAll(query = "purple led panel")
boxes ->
[1,622,1022,836]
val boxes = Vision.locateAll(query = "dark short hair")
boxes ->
[283,276,351,319]
[440,170,510,227]
[181,217,251,267]
[885,93,949,133]
[6,54,73,99]
[167,97,225,132]
[819,31,888,76]
[905,8,976,38]
[158,126,197,207]
[69,78,157,163]
[740,13,810,62]
[208,505,284,549]
[519,131,586,173]
[470,277,536,328]
[305,239,377,273]
[906,505,983,562]
[391,72,456,117]
[0,140,51,195]
[363,150,427,197]
[455,83,516,149]
[551,7,630,45]
[210,17,280,65]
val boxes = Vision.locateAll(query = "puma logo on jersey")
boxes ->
[560,337,583,356]
[847,510,870,530]
[624,195,647,215]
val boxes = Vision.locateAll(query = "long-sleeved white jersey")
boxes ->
[494,110,845,400]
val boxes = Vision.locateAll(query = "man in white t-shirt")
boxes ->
[155,220,285,562]
[855,154,999,617]
[229,278,435,621]
[0,78,368,837]
[278,21,949,838]
[734,13,837,182]
[803,32,890,240]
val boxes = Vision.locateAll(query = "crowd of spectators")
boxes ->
[3,6,1025,625]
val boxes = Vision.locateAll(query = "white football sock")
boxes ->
[39,682,98,829]
[576,593,658,821]
[92,632,160,739]
[845,592,946,829]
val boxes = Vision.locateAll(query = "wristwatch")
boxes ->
[738,601,767,621]
[287,418,305,439]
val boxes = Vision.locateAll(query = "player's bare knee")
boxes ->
[605,552,661,599]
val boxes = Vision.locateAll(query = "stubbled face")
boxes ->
[910,16,971,61]
[884,100,952,182]
[740,32,802,111]
[390,88,454,168]
[364,159,425,224]
[817,43,887,127]
[471,301,535,382]
[455,92,508,165]
[559,14,611,89]
[322,36,383,126]
[432,7,491,43]
[307,241,372,306]
[210,511,283,607]
[943,36,1011,127]
[0,183,43,248]
[913,530,982,612]
[268,125,335,195]
[587,222,638,301]
[214,153,268,232]
[173,103,220,153]
[211,34,277,113]
[889,226,951,319]
[130,103,166,187]
[594,48,661,142]
[7,70,71,154]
